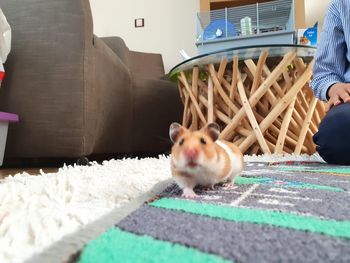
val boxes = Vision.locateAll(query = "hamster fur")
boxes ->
[169,122,243,198]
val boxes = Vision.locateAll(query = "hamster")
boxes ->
[169,122,243,198]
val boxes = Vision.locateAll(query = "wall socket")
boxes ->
[134,18,144,28]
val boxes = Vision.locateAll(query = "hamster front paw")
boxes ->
[222,182,235,189]
[181,188,198,199]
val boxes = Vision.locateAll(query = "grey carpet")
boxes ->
[76,162,350,263]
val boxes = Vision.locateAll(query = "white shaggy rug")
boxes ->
[0,154,324,263]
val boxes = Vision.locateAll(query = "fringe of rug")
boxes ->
[25,179,173,263]
[244,153,325,163]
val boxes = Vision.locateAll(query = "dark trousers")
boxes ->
[313,103,350,165]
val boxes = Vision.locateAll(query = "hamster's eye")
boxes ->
[200,137,206,145]
[179,138,185,146]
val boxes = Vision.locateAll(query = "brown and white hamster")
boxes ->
[169,122,243,198]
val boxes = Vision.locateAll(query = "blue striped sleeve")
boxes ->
[311,0,346,101]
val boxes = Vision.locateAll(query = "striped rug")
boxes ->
[69,162,350,262]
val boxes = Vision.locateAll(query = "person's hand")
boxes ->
[327,83,350,111]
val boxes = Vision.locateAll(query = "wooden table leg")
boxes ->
[177,49,323,155]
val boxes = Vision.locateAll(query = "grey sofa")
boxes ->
[0,0,182,161]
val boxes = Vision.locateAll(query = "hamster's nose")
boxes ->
[185,148,198,160]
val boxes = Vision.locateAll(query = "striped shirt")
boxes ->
[311,0,350,101]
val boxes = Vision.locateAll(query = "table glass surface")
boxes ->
[169,44,316,77]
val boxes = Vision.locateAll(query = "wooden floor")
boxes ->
[0,157,78,180]
[0,168,59,179]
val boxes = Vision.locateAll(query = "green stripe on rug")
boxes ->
[150,198,350,239]
[235,176,344,192]
[276,166,350,176]
[78,227,231,263]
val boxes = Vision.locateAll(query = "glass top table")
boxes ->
[170,44,316,77]
[170,44,324,156]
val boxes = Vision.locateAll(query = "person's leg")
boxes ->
[313,103,350,165]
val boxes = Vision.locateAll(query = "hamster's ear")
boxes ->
[169,122,185,143]
[204,123,220,141]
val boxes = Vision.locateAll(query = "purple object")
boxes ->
[0,112,19,122]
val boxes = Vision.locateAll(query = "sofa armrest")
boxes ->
[101,37,165,80]
[101,36,130,67]
[83,36,133,154]
[129,50,165,80]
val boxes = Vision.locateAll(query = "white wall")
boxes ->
[305,0,331,30]
[90,0,332,72]
[89,0,200,73]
